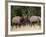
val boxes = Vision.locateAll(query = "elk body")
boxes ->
[12,16,22,28]
[12,16,27,28]
[28,16,41,26]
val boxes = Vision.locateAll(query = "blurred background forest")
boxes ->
[11,6,41,19]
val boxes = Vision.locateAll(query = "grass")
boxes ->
[11,23,41,31]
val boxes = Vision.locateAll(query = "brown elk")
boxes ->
[28,16,41,26]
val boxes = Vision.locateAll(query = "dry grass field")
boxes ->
[11,24,41,31]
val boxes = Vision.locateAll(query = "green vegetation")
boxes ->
[11,6,41,19]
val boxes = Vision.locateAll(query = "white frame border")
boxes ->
[8,2,44,35]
